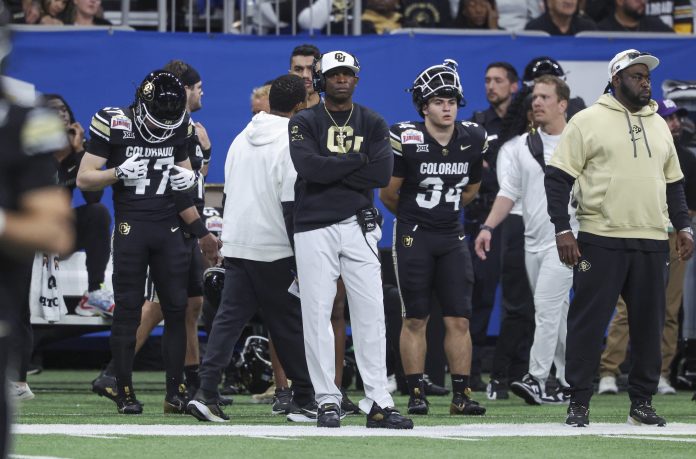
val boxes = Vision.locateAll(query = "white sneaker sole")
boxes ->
[510,382,542,405]
[286,412,317,422]
[627,415,666,427]
[187,400,227,422]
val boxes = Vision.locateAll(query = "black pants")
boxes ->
[468,224,502,378]
[74,203,111,291]
[198,256,312,405]
[490,214,535,384]
[111,217,190,393]
[566,241,668,406]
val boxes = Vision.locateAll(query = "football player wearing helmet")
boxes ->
[77,70,220,415]
[380,59,487,417]
[90,61,216,404]
[0,10,74,454]
[290,50,412,429]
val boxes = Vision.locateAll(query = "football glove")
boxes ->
[169,165,197,191]
[115,153,147,180]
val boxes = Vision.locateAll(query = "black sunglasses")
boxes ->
[627,51,652,60]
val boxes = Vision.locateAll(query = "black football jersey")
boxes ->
[186,117,207,212]
[390,120,487,231]
[87,106,192,220]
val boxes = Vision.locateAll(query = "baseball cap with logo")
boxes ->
[657,98,688,118]
[608,49,660,80]
[320,51,360,76]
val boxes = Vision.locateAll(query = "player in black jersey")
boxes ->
[77,70,220,415]
[89,61,216,403]
[380,59,487,417]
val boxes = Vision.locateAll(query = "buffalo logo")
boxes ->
[402,235,413,248]
[118,222,131,236]
[141,81,154,101]
[335,52,346,62]
[578,260,591,272]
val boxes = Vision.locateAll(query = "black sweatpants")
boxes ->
[490,214,536,384]
[74,203,111,292]
[198,256,313,405]
[566,241,668,406]
[111,217,190,394]
[468,224,502,378]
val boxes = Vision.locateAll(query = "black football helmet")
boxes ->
[410,59,465,118]
[523,57,565,87]
[133,70,187,143]
[238,336,273,394]
[203,267,225,310]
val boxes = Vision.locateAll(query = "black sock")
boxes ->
[451,374,469,396]
[116,377,133,394]
[406,373,425,398]
[88,282,101,292]
[166,375,183,397]
[184,364,200,391]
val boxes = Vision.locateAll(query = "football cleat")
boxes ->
[423,374,450,396]
[450,389,486,415]
[366,403,414,429]
[115,385,143,415]
[407,395,429,415]
[164,385,190,414]
[628,400,666,426]
[92,370,119,402]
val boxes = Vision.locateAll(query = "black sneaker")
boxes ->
[469,374,488,392]
[450,390,486,415]
[565,401,589,427]
[510,374,543,405]
[271,387,296,415]
[188,394,230,422]
[366,403,414,429]
[115,386,143,415]
[541,386,570,405]
[423,374,450,396]
[92,370,119,402]
[164,385,190,414]
[628,400,666,426]
[217,395,234,406]
[287,399,318,423]
[407,392,430,415]
[317,403,342,428]
[486,379,509,400]
[340,388,360,415]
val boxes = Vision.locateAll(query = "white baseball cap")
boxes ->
[320,51,360,75]
[608,49,660,80]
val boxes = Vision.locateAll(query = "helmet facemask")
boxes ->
[411,59,465,118]
[133,71,187,143]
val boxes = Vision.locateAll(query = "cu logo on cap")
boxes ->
[335,52,346,62]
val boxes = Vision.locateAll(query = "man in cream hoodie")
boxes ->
[544,49,694,427]
[188,75,314,423]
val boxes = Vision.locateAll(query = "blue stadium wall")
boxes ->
[9,31,696,249]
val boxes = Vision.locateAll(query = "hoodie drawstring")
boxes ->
[638,116,652,158]
[622,109,637,158]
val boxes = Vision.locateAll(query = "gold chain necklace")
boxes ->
[324,103,354,148]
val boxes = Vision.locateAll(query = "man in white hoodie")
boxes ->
[474,75,577,406]
[545,49,694,427]
[187,75,314,423]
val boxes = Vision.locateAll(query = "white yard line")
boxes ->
[13,423,696,439]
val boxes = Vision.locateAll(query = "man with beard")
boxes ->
[545,49,693,427]
[598,0,674,31]
[468,62,519,393]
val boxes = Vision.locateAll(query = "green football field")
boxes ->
[9,371,696,458]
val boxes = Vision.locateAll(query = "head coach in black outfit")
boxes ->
[545,49,694,427]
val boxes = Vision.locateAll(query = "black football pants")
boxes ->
[566,241,668,406]
[198,256,313,405]
[74,203,111,292]
[111,217,190,393]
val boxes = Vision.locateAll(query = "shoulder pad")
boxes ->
[21,107,68,155]
[90,107,132,142]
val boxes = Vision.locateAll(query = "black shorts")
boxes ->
[392,220,474,319]
[145,235,205,302]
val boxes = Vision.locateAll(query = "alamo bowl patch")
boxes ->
[110,116,132,131]
[400,129,424,144]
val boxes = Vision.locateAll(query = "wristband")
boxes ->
[0,208,6,236]
[202,147,212,161]
[479,224,494,233]
[555,229,573,237]
[189,218,210,239]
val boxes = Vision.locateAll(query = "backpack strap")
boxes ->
[526,130,546,171]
